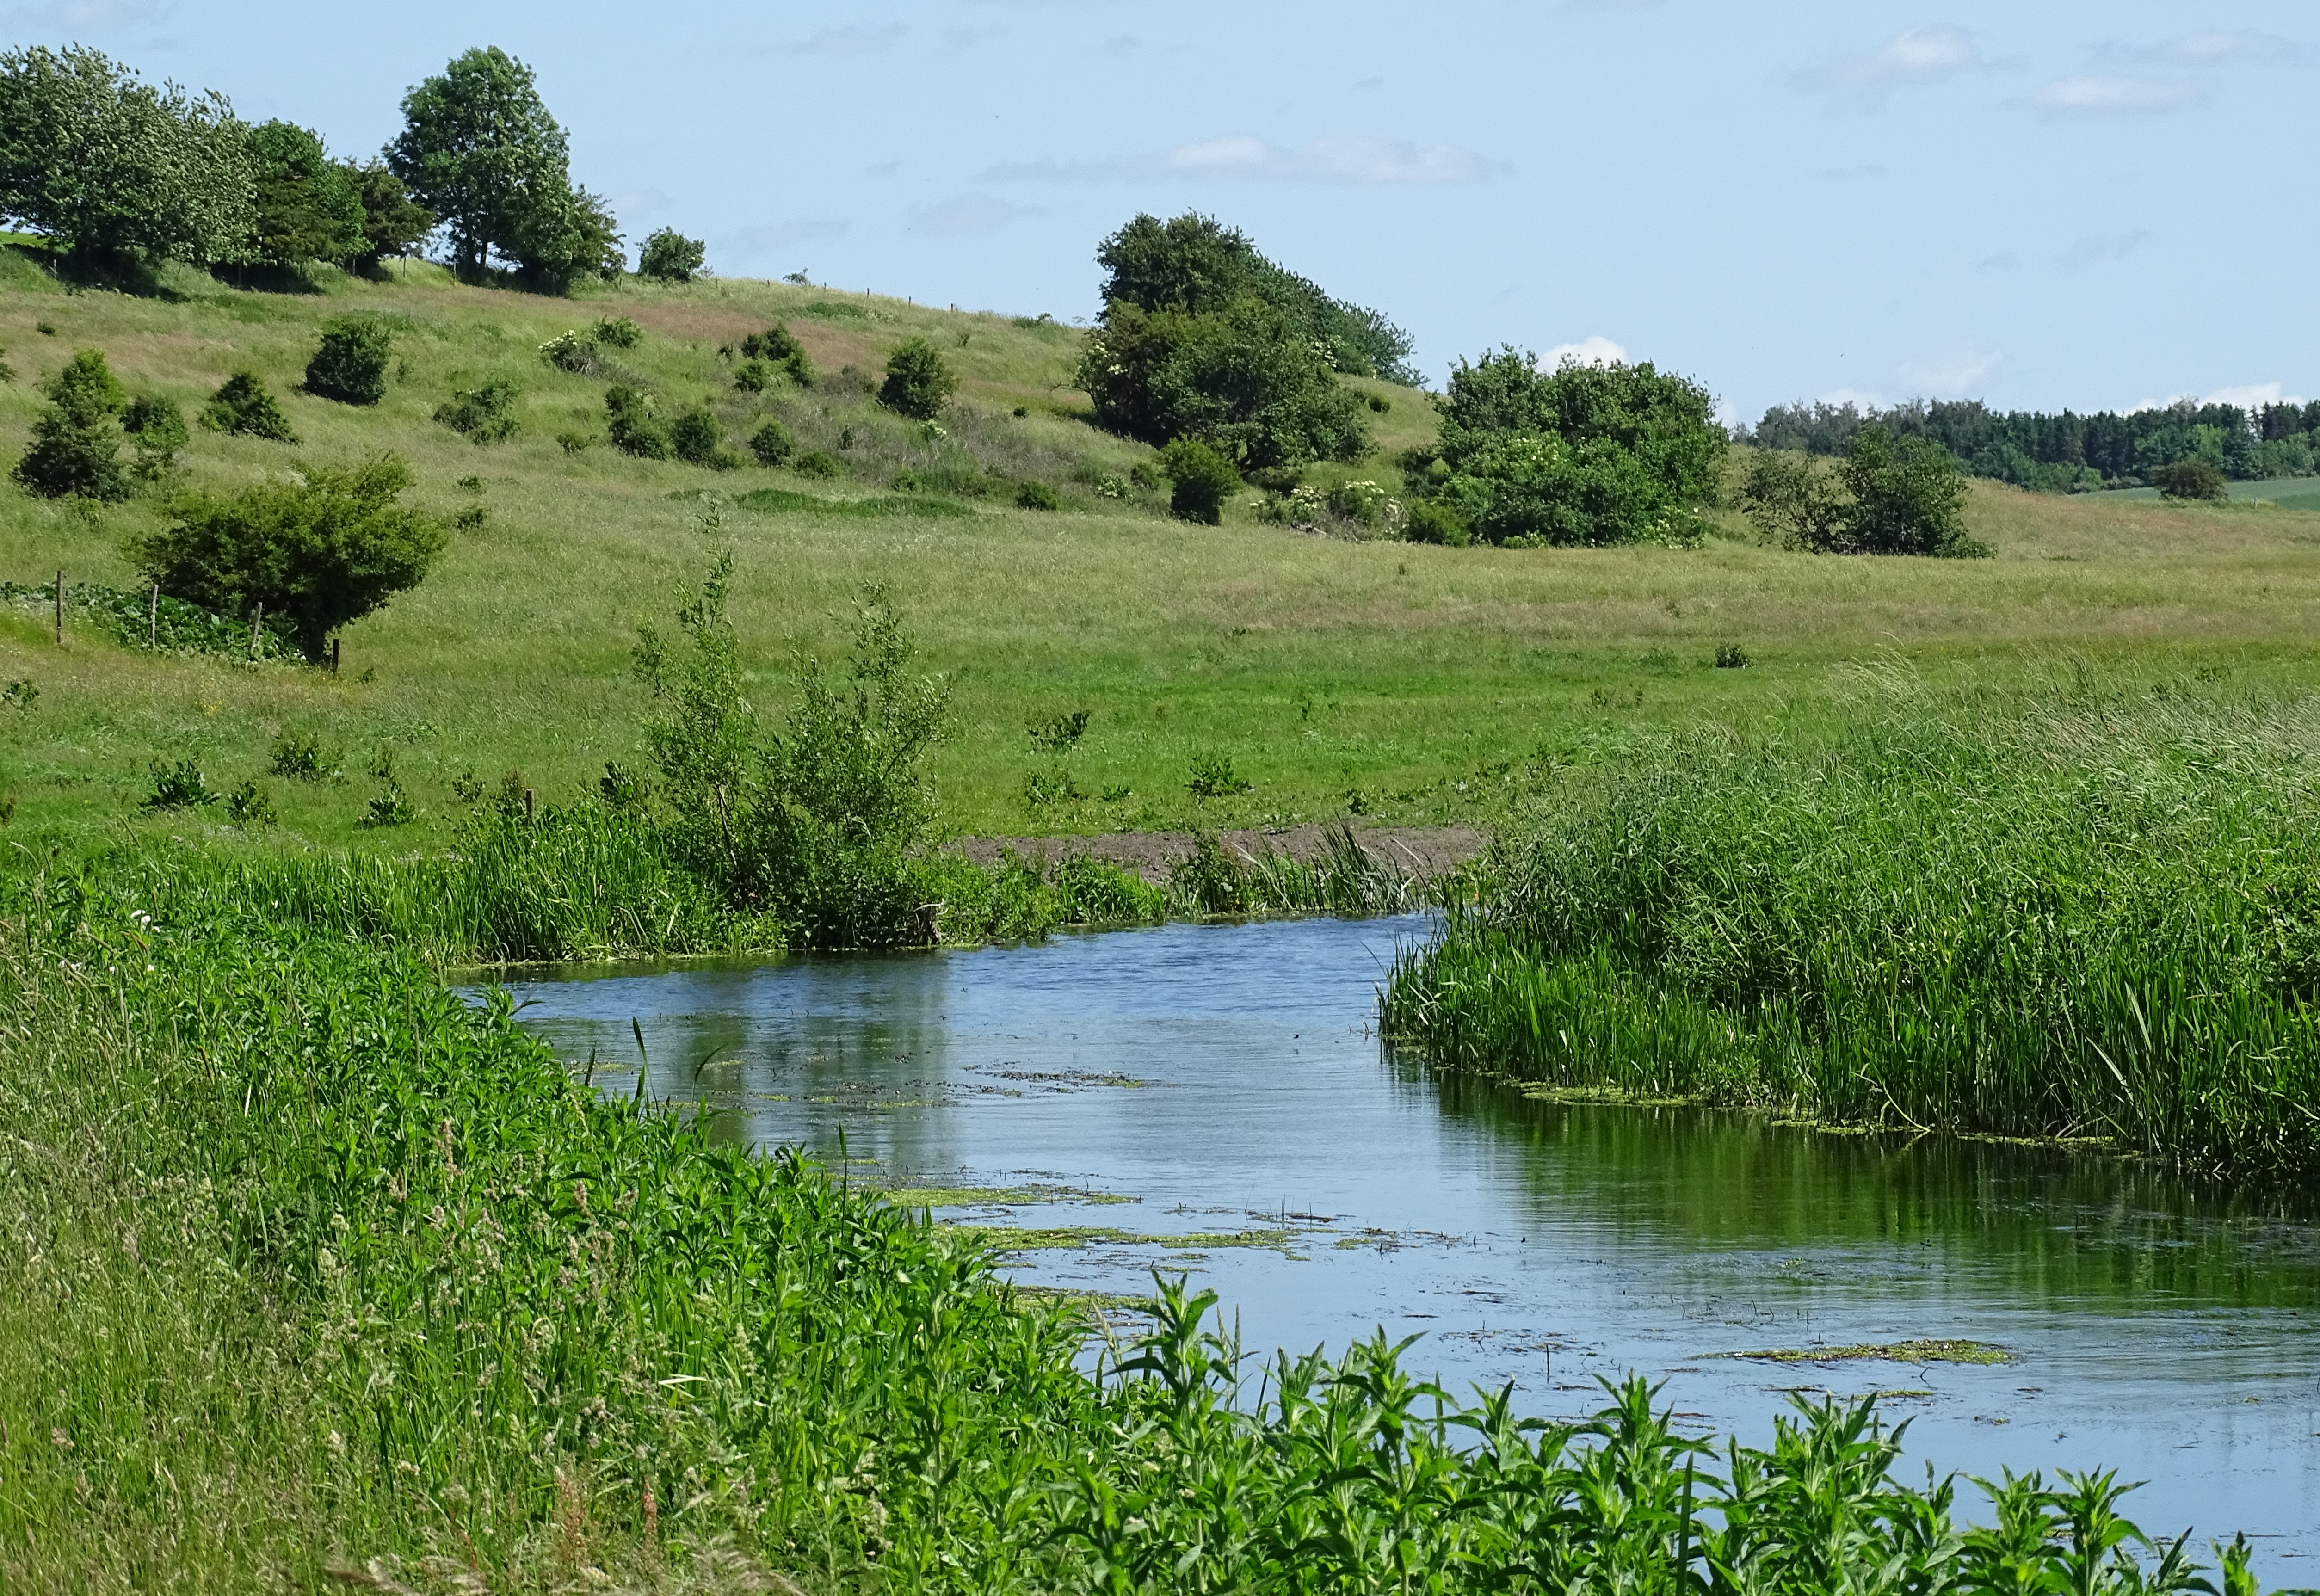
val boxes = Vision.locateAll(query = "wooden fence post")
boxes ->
[250,601,263,659]
[148,582,159,648]
[54,570,62,646]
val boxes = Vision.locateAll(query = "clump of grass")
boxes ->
[1386,672,2320,1177]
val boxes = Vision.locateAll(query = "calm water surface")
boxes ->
[495,915,2320,1576]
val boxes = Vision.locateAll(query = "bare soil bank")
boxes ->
[940,824,1487,883]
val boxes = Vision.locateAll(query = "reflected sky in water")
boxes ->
[495,915,2320,1576]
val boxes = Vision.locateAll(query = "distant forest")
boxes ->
[1744,396,2320,493]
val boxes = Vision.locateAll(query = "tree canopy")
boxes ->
[0,44,252,266]
[245,120,365,266]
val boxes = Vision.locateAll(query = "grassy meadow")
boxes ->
[2,252,2318,857]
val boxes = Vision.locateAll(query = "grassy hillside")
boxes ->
[2,253,2318,855]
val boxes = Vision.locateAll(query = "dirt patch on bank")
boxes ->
[940,825,1488,884]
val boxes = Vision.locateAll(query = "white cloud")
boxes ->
[1802,25,1983,100]
[1541,335,1627,370]
[2206,381,2307,409]
[986,133,1498,185]
[2031,74,2202,115]
[2115,30,2311,66]
[788,24,905,55]
[910,194,1036,236]
[1895,343,2001,398]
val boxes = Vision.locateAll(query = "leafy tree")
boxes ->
[130,456,449,658]
[1837,426,1983,555]
[1424,350,1724,545]
[203,372,296,441]
[342,162,434,273]
[2153,458,2227,502]
[1078,298,1367,470]
[303,315,393,405]
[1740,450,1847,549]
[0,44,252,268]
[879,338,956,420]
[637,227,704,282]
[385,47,617,291]
[244,121,364,265]
[122,393,188,477]
[12,346,128,500]
[1160,437,1240,524]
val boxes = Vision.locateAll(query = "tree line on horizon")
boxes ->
[1746,394,2320,493]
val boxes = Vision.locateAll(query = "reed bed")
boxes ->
[0,866,2273,1591]
[1383,669,2320,1177]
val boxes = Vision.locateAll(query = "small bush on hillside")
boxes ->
[1187,752,1252,799]
[1129,459,1164,492]
[539,332,596,374]
[592,314,642,349]
[433,379,518,442]
[636,227,705,283]
[303,315,393,405]
[1403,498,1471,546]
[748,418,795,468]
[669,404,738,469]
[1160,437,1239,524]
[792,449,841,479]
[122,393,188,478]
[130,454,448,659]
[224,779,275,827]
[2153,458,2228,501]
[142,757,216,810]
[269,730,337,780]
[879,337,956,420]
[733,359,772,393]
[202,372,296,442]
[1836,427,1985,556]
[13,347,128,500]
[741,325,815,387]
[605,384,672,459]
[1015,479,1061,511]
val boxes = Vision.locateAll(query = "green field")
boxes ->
[5,253,2320,858]
[2089,474,2320,512]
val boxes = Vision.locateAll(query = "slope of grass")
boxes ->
[0,257,2317,858]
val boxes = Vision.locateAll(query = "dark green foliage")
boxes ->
[223,779,274,827]
[747,417,795,468]
[342,161,434,272]
[2154,458,2228,501]
[1079,296,1368,470]
[1,678,34,709]
[1402,497,1470,546]
[1014,479,1061,511]
[0,44,252,267]
[1432,350,1724,546]
[792,448,841,480]
[4,579,301,660]
[739,322,810,382]
[142,758,216,810]
[131,455,448,659]
[592,314,641,349]
[268,730,336,780]
[668,403,738,469]
[433,378,518,442]
[202,372,296,442]
[732,359,771,393]
[1836,427,1984,556]
[1160,437,1239,524]
[1028,709,1090,753]
[243,120,365,266]
[879,336,957,420]
[12,347,128,500]
[1094,211,1418,382]
[386,47,618,291]
[633,555,951,946]
[122,392,188,477]
[604,383,671,458]
[1740,449,1847,549]
[1714,642,1749,668]
[1187,751,1252,798]
[302,315,393,405]
[636,226,704,282]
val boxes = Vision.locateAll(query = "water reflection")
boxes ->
[496,916,2320,1577]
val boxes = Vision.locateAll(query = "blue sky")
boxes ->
[18,1,2314,422]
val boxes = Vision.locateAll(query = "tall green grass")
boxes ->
[1384,669,2320,1176]
[0,868,2275,1591]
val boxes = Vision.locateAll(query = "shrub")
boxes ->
[202,372,296,442]
[669,404,737,469]
[878,337,956,420]
[141,757,216,810]
[555,429,592,453]
[130,455,449,659]
[538,331,596,374]
[1403,498,1471,546]
[747,418,795,468]
[591,314,642,349]
[13,346,128,500]
[741,324,814,386]
[245,120,365,266]
[1160,437,1240,524]
[1838,427,1985,555]
[433,379,518,442]
[223,779,275,827]
[792,449,841,480]
[1715,642,1749,668]
[605,384,671,459]
[2153,458,2228,501]
[1014,479,1061,511]
[636,226,705,282]
[1326,478,1398,530]
[303,316,393,405]
[1129,459,1163,492]
[268,730,336,780]
[732,359,771,393]
[1740,449,1847,549]
[1187,752,1252,798]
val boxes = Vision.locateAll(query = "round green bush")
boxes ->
[1160,437,1240,525]
[636,228,706,283]
[1015,480,1061,511]
[749,419,796,468]
[878,337,957,421]
[304,316,393,406]
[2153,458,2227,502]
[1403,499,1471,546]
